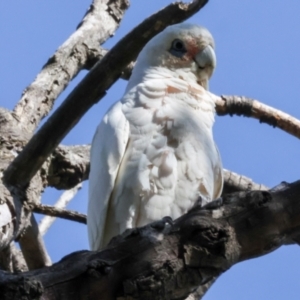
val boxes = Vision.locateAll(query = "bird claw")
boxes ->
[203,197,223,210]
[150,216,173,231]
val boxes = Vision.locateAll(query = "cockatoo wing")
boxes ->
[212,145,223,199]
[88,101,129,250]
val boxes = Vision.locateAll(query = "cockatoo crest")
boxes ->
[88,23,223,250]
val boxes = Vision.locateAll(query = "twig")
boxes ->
[4,0,209,188]
[39,184,82,236]
[33,205,87,225]
[215,95,300,139]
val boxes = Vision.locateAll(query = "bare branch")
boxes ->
[12,0,129,133]
[0,242,28,272]
[222,169,268,195]
[39,184,82,236]
[18,214,52,270]
[215,95,300,139]
[84,47,135,80]
[4,0,209,189]
[33,204,86,225]
[47,145,90,190]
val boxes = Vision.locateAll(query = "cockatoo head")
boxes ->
[132,23,216,90]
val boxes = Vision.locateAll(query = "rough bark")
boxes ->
[12,0,130,134]
[1,180,299,300]
[47,145,90,190]
[0,0,130,268]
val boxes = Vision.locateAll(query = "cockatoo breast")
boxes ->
[111,70,220,229]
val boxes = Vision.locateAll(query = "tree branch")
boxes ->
[4,0,209,189]
[215,95,300,139]
[0,242,27,272]
[33,204,86,225]
[12,0,129,133]
[39,184,82,236]
[47,145,90,190]
[1,179,299,300]
[18,214,52,270]
[222,168,268,194]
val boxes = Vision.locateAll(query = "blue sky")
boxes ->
[1,1,300,299]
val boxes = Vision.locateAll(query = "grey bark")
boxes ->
[0,0,130,269]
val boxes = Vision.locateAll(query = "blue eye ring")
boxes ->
[169,39,187,57]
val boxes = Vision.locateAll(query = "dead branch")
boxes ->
[0,242,27,273]
[1,180,299,300]
[39,184,82,236]
[215,95,300,139]
[47,145,90,190]
[18,215,52,270]
[12,0,129,134]
[222,169,268,194]
[33,204,86,224]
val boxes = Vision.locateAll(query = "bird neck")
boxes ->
[126,65,199,93]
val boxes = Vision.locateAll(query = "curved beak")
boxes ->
[194,45,216,90]
[195,45,216,69]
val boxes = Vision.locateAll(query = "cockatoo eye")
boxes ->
[169,39,187,57]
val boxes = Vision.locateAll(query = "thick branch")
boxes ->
[4,0,209,188]
[215,95,300,139]
[12,0,129,133]
[18,215,52,270]
[1,180,299,300]
[47,145,90,190]
[0,242,27,272]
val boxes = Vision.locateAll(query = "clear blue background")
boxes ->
[1,1,300,299]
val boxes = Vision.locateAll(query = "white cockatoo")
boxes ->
[88,23,223,250]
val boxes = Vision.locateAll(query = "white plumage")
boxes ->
[88,23,223,250]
